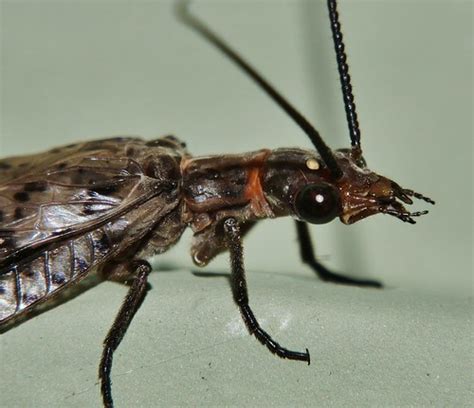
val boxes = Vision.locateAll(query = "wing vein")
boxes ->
[13,265,21,312]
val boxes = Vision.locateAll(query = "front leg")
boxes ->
[99,260,151,408]
[295,221,382,288]
[223,218,310,364]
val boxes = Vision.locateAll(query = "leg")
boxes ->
[101,260,153,291]
[295,221,382,288]
[99,260,151,408]
[223,218,310,364]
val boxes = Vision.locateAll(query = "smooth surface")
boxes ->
[1,269,472,407]
[1,1,472,407]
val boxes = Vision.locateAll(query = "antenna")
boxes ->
[327,0,362,153]
[176,1,344,180]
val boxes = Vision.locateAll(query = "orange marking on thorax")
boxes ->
[244,153,274,218]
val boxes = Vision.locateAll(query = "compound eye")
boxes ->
[294,183,341,224]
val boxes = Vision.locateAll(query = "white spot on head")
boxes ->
[306,158,320,170]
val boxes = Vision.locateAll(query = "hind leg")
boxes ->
[99,260,151,408]
[295,221,382,288]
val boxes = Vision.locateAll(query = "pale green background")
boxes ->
[0,1,472,407]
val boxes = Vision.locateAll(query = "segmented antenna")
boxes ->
[176,1,344,180]
[327,0,361,151]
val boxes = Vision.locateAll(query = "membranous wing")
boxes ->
[0,136,185,324]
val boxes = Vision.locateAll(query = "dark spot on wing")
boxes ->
[23,293,39,303]
[23,181,47,192]
[126,147,136,156]
[88,190,100,198]
[56,162,67,170]
[82,204,95,215]
[14,207,24,220]
[93,184,119,195]
[14,192,30,202]
[0,162,12,170]
[95,233,111,255]
[0,210,3,222]
[52,272,66,285]
[76,258,89,272]
[0,284,5,295]
[23,267,36,278]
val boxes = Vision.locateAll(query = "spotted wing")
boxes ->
[0,137,154,264]
[0,136,184,325]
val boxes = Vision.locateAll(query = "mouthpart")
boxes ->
[340,180,435,225]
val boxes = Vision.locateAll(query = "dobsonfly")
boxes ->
[0,1,435,407]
